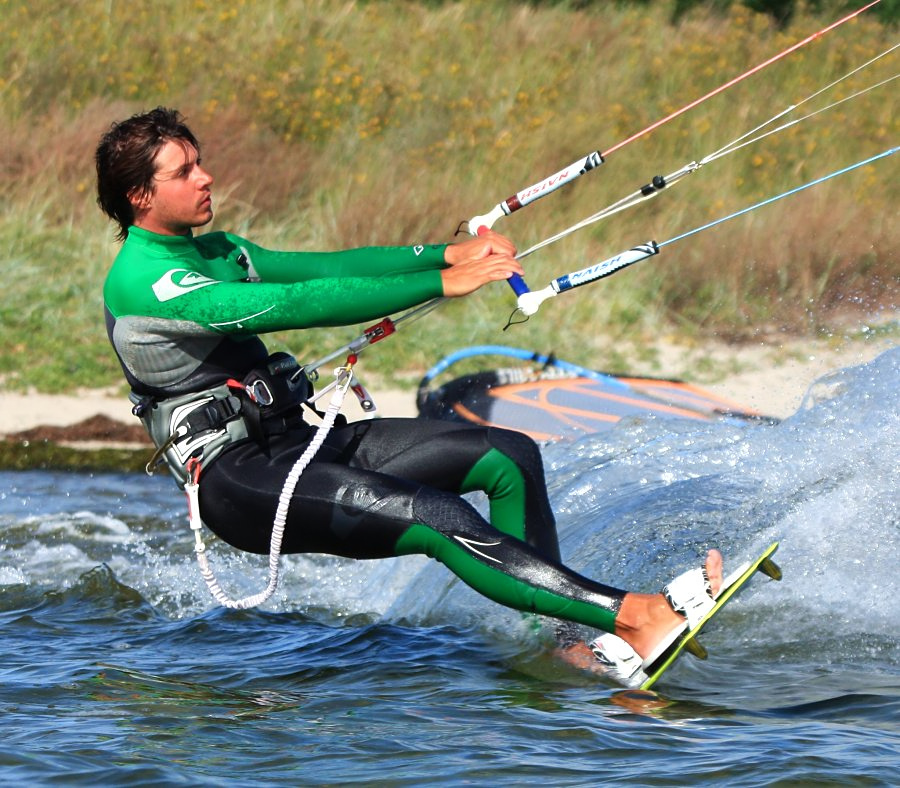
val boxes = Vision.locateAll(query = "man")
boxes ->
[96,107,723,686]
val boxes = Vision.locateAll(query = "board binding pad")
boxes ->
[640,542,782,691]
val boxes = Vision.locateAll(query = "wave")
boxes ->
[1,347,897,662]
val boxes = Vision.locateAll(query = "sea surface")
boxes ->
[1,347,898,786]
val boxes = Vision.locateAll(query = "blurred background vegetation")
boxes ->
[0,0,896,392]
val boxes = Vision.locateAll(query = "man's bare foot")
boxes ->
[555,640,601,671]
[555,550,724,673]
[613,549,723,660]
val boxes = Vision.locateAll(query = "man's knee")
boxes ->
[485,428,545,480]
[410,485,495,542]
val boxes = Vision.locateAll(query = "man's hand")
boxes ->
[440,231,522,297]
[443,230,517,266]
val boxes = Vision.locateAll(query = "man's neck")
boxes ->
[133,218,193,237]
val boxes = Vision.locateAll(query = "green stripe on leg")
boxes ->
[395,523,616,633]
[460,448,527,540]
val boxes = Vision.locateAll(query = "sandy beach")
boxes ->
[0,335,893,440]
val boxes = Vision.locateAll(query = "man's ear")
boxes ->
[127,185,153,212]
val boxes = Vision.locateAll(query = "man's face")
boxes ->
[132,139,214,236]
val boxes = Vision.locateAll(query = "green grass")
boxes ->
[0,439,147,473]
[0,1,896,393]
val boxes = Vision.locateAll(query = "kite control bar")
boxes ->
[467,151,604,236]
[469,152,604,296]
[516,242,659,316]
[511,143,898,319]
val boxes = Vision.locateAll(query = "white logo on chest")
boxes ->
[152,269,219,302]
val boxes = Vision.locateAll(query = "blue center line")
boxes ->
[659,146,898,249]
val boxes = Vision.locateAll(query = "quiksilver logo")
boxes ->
[152,269,219,302]
[453,535,503,563]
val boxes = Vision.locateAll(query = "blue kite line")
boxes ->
[660,146,898,249]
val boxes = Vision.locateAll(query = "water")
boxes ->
[1,347,898,786]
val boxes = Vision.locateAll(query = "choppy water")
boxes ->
[1,347,898,786]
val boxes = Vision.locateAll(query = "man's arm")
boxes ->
[237,237,449,284]
[109,268,445,336]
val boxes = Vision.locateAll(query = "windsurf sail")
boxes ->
[416,346,774,442]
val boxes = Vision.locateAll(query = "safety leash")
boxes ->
[185,362,356,609]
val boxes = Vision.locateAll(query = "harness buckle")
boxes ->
[246,379,274,407]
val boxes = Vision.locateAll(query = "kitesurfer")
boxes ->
[96,106,723,683]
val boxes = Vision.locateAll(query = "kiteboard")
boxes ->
[417,345,775,442]
[640,541,782,690]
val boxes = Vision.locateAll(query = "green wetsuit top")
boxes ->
[103,226,448,398]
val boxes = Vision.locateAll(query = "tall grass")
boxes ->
[0,1,896,392]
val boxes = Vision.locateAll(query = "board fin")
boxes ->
[684,638,708,660]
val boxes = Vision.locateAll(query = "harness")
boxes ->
[133,352,314,484]
[134,351,357,610]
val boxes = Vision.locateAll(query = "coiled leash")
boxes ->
[184,360,356,609]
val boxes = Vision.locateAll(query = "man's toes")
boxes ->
[706,549,723,596]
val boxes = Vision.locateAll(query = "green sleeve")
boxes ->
[232,235,449,284]
[204,272,444,333]
[107,264,444,335]
[104,229,447,336]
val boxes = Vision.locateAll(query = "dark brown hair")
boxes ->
[95,107,200,240]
